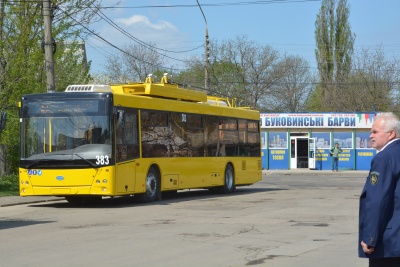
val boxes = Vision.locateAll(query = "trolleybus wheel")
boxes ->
[136,166,160,203]
[218,164,236,194]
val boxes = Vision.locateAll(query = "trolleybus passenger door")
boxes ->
[308,138,316,169]
[115,108,139,193]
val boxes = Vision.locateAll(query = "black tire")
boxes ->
[136,166,160,203]
[218,164,236,194]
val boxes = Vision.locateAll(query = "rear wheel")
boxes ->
[136,166,160,203]
[218,164,236,194]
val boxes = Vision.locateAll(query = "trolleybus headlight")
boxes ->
[102,179,107,184]
[102,187,107,192]
[21,180,24,184]
[96,179,100,184]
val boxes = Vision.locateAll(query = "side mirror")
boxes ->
[0,110,6,130]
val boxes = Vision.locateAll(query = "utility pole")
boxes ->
[205,26,209,90]
[0,0,6,93]
[43,0,55,93]
[196,0,209,90]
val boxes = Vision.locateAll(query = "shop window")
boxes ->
[313,132,330,149]
[268,132,287,148]
[356,131,372,148]
[333,132,353,149]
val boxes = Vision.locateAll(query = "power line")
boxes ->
[89,3,205,55]
[58,6,186,72]
[6,0,322,6]
[95,0,322,9]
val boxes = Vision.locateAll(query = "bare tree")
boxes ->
[209,36,281,110]
[268,55,314,112]
[177,35,314,111]
[343,47,400,112]
[104,43,165,83]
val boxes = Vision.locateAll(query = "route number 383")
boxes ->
[96,155,110,165]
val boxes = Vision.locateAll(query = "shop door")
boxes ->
[290,137,309,169]
[297,138,309,168]
[308,138,316,169]
[290,138,297,169]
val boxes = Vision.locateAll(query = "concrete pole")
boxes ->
[205,26,209,90]
[43,0,55,93]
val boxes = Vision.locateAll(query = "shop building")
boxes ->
[261,113,376,170]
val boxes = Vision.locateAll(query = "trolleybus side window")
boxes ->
[248,120,261,156]
[204,116,219,156]
[116,108,139,162]
[187,114,204,157]
[169,112,188,157]
[219,118,239,156]
[141,111,172,158]
[238,119,247,156]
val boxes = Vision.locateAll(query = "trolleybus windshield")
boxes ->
[20,98,112,168]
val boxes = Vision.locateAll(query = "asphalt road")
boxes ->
[0,170,369,267]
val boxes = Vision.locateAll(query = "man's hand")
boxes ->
[361,241,375,254]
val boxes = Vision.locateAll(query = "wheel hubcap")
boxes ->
[146,173,157,196]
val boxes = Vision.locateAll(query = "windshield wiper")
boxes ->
[25,153,98,168]
[25,159,58,169]
[49,153,98,168]
[72,153,98,168]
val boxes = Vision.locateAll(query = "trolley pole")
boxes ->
[43,0,55,93]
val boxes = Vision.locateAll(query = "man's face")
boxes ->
[369,118,394,151]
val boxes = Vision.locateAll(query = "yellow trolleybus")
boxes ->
[19,75,262,204]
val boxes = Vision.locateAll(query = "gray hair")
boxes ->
[374,112,400,138]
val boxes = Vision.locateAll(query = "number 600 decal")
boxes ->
[96,155,110,165]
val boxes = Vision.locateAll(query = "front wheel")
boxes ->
[218,164,236,194]
[136,166,160,203]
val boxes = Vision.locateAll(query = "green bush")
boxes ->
[0,174,19,193]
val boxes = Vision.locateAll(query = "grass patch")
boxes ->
[0,174,19,196]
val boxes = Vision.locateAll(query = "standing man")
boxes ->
[359,112,400,266]
[330,142,342,172]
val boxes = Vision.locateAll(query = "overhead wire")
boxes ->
[57,5,186,72]
[93,0,322,9]
[88,3,204,55]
